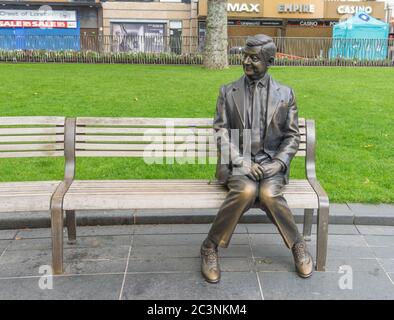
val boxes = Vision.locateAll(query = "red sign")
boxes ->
[0,20,76,28]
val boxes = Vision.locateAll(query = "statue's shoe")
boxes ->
[292,240,314,278]
[200,244,221,283]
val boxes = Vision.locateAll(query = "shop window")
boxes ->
[170,21,182,54]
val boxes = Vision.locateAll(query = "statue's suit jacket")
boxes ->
[214,74,300,185]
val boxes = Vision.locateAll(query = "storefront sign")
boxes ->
[227,3,261,13]
[278,4,315,14]
[228,19,283,26]
[0,20,74,28]
[337,5,372,15]
[264,0,323,19]
[324,1,385,20]
[0,9,77,29]
[198,0,264,18]
[287,19,338,27]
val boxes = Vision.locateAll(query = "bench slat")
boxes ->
[76,143,216,151]
[75,151,217,157]
[0,135,64,143]
[77,117,213,127]
[76,135,306,144]
[76,127,306,135]
[76,135,216,143]
[63,179,317,210]
[0,117,65,126]
[0,151,64,158]
[77,117,306,127]
[0,143,64,151]
[76,127,214,135]
[0,128,64,135]
[0,181,61,212]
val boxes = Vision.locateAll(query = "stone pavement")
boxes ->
[0,223,393,300]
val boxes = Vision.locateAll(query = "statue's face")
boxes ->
[242,46,268,80]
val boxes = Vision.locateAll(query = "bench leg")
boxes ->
[303,209,314,242]
[316,205,329,272]
[66,210,77,245]
[51,206,64,275]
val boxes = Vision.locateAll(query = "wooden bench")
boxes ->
[0,116,329,275]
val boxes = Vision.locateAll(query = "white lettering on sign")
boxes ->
[300,20,318,27]
[227,3,260,13]
[0,9,76,22]
[337,6,372,15]
[278,4,315,13]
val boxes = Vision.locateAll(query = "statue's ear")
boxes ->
[268,57,275,66]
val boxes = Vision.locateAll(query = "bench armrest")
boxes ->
[305,120,329,209]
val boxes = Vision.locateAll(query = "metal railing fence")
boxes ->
[0,35,393,66]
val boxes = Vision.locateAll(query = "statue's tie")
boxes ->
[251,82,261,155]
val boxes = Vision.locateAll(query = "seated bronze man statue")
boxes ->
[200,34,313,283]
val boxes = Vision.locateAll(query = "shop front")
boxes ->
[101,1,197,54]
[0,1,102,37]
[197,0,386,40]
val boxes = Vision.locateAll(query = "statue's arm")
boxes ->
[213,86,244,167]
[272,89,301,171]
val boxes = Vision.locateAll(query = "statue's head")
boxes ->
[242,34,277,80]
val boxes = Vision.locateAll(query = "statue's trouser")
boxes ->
[207,174,303,249]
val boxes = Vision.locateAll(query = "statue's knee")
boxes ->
[259,188,276,206]
[239,183,257,201]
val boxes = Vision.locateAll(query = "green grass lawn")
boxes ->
[0,64,393,203]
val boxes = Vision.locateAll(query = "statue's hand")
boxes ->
[242,161,264,182]
[260,160,283,179]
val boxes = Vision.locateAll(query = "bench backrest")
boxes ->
[74,117,308,160]
[0,117,66,158]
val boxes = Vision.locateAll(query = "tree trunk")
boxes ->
[203,0,228,69]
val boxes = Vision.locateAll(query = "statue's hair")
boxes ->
[244,34,277,65]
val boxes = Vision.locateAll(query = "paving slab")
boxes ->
[131,244,252,259]
[349,204,394,226]
[0,248,128,278]
[325,246,376,259]
[128,257,253,273]
[5,235,132,251]
[326,204,355,224]
[388,273,394,285]
[370,247,394,259]
[0,240,11,254]
[132,233,249,247]
[121,272,262,300]
[313,234,367,247]
[356,225,394,236]
[377,259,394,273]
[17,225,134,239]
[133,223,247,235]
[363,235,394,247]
[0,274,124,300]
[246,223,359,235]
[325,257,383,273]
[0,230,17,240]
[259,270,394,300]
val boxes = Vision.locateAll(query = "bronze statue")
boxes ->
[201,34,313,283]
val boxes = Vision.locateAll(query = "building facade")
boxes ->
[101,0,198,53]
[0,0,102,36]
[198,0,386,38]
[0,0,388,53]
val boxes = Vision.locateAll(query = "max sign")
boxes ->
[227,3,261,13]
